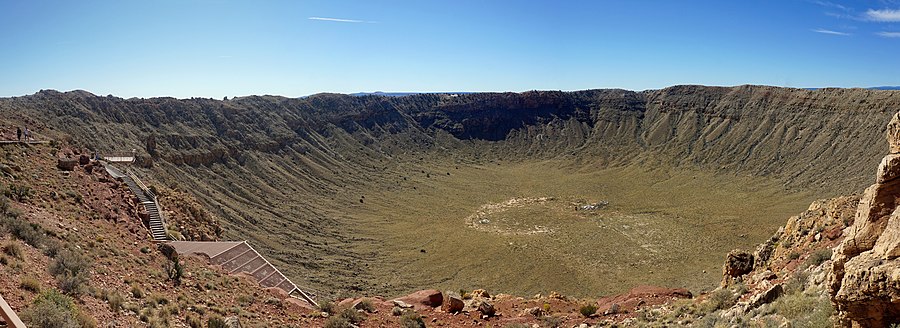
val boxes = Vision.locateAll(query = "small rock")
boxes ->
[476,300,495,317]
[441,292,464,313]
[521,307,544,317]
[393,300,413,309]
[605,303,619,315]
[471,289,490,298]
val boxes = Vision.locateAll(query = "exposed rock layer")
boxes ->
[830,112,900,327]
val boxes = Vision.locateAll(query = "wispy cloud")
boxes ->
[811,28,851,36]
[865,8,900,21]
[812,0,850,11]
[877,31,900,37]
[308,17,375,24]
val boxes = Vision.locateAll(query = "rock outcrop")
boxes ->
[722,250,754,285]
[830,111,900,327]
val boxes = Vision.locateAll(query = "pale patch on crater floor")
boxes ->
[465,196,608,236]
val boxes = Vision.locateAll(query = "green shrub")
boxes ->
[318,301,336,315]
[704,288,738,312]
[4,184,32,202]
[76,310,97,328]
[3,241,23,260]
[324,307,367,328]
[186,314,203,328]
[50,248,91,295]
[21,289,80,328]
[106,291,125,312]
[788,252,801,261]
[207,314,226,328]
[0,195,9,213]
[131,284,144,298]
[772,292,833,327]
[357,299,376,313]
[20,276,41,293]
[236,294,252,307]
[164,259,183,285]
[149,293,169,307]
[324,315,351,328]
[398,311,425,328]
[539,315,564,328]
[579,303,598,317]
[1,215,46,248]
[806,248,833,267]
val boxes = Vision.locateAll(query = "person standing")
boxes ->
[23,127,29,141]
[16,127,21,141]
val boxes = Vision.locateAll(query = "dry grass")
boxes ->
[353,161,813,297]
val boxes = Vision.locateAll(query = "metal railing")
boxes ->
[126,169,168,240]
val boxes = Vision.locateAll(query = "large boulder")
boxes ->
[441,292,464,313]
[57,157,77,171]
[476,300,495,317]
[393,289,443,310]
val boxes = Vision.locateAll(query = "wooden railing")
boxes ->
[0,293,26,328]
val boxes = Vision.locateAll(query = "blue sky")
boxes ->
[1,0,899,98]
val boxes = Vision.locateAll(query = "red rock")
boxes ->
[825,226,843,240]
[393,289,443,310]
[441,292,464,313]
[337,298,356,308]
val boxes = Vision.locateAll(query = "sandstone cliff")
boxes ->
[829,111,900,327]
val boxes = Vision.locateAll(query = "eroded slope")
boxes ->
[1,85,897,298]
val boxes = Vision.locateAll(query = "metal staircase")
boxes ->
[105,163,169,241]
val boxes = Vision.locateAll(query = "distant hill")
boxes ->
[349,91,473,97]
[804,86,900,90]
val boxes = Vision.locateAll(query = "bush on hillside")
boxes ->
[4,184,32,202]
[21,289,80,328]
[50,248,91,295]
[399,311,425,328]
[3,241,23,260]
[579,303,598,317]
[20,276,41,293]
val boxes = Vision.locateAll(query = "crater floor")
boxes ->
[346,160,815,298]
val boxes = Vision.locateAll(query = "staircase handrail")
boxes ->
[126,170,168,239]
